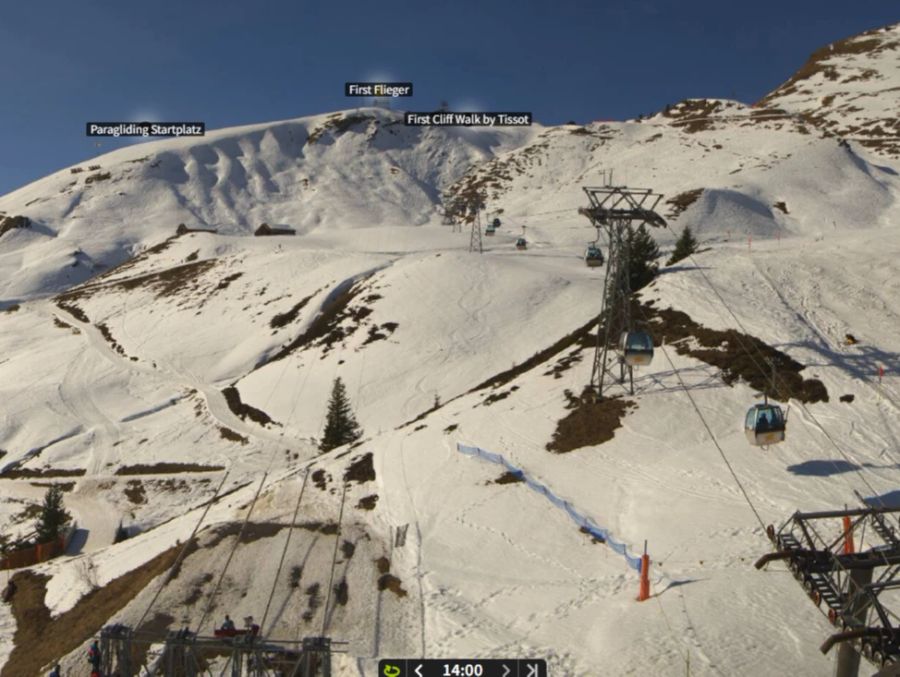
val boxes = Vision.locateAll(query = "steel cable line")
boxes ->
[653,228,900,617]
[636,304,768,531]
[321,482,348,636]
[135,467,233,629]
[197,467,271,634]
[657,223,891,508]
[260,469,309,635]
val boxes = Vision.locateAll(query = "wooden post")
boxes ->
[842,515,854,555]
[638,540,650,601]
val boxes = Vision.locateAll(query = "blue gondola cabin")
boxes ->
[620,331,654,366]
[744,404,786,446]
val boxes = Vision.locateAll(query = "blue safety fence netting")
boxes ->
[457,443,643,572]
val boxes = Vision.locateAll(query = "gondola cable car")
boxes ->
[585,243,604,267]
[744,361,787,447]
[516,225,527,250]
[619,330,654,366]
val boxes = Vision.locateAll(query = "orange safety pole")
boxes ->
[843,515,855,554]
[638,540,650,602]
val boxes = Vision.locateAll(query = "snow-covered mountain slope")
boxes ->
[759,21,900,158]
[1,20,900,677]
[444,104,898,246]
[0,109,536,299]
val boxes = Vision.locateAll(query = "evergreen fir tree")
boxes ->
[627,223,661,291]
[667,225,698,265]
[33,484,71,543]
[320,377,362,452]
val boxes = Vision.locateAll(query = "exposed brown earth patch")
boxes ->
[114,463,225,475]
[262,275,377,366]
[307,113,374,144]
[0,214,30,238]
[377,574,407,598]
[344,453,375,484]
[665,189,704,219]
[124,480,147,504]
[640,299,828,403]
[3,544,181,677]
[547,388,635,453]
[270,290,320,328]
[356,494,378,510]
[0,468,85,479]
[218,426,249,444]
[222,386,275,427]
[494,471,525,485]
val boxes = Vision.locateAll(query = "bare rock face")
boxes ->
[0,214,30,238]
[757,22,900,157]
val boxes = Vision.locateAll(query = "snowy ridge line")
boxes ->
[456,443,643,572]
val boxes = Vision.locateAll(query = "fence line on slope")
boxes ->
[456,443,643,572]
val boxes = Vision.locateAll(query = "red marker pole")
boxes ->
[638,540,650,602]
[879,366,885,385]
[843,515,855,555]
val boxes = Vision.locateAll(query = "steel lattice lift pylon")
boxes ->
[99,623,341,676]
[579,185,666,397]
[755,502,900,677]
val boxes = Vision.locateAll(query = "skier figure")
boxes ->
[221,614,235,631]
[87,640,101,670]
[48,665,61,677]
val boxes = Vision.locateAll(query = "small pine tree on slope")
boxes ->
[627,223,661,292]
[667,225,698,266]
[320,377,363,452]
[34,484,71,543]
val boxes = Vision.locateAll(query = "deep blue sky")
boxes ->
[0,0,896,195]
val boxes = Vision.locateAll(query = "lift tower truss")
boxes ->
[98,624,342,677]
[579,185,665,397]
[755,503,900,676]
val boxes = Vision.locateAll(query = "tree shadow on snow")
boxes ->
[657,264,713,275]
[786,460,861,476]
[862,490,900,509]
[772,339,900,386]
[787,459,900,477]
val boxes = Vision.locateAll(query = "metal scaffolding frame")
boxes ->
[99,624,342,677]
[755,504,900,676]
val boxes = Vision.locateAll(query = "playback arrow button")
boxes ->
[414,663,423,677]
[501,664,511,677]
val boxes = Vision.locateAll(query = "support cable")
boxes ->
[197,467,271,634]
[135,467,232,629]
[322,482,348,636]
[643,308,768,532]
[659,225,890,509]
[260,469,309,635]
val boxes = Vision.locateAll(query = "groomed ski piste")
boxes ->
[0,22,898,677]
